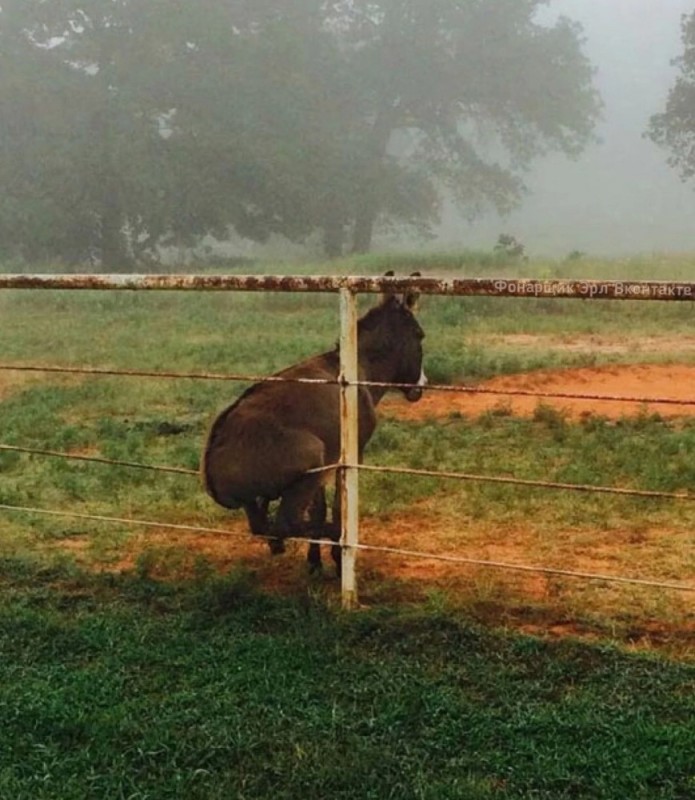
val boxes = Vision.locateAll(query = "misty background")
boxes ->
[445,0,695,257]
[2,1,694,266]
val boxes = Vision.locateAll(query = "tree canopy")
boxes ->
[0,0,601,266]
[648,11,695,184]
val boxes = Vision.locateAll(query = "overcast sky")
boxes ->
[443,0,695,257]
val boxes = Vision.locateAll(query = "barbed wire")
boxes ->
[0,444,198,475]
[356,464,694,502]
[1,361,695,408]
[0,363,337,386]
[2,443,692,503]
[0,444,337,478]
[359,379,695,408]
[0,501,693,593]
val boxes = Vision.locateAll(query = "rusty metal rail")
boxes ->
[3,273,695,300]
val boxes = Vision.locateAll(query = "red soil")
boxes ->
[383,363,695,421]
[52,363,695,655]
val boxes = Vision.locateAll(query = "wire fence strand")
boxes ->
[356,464,694,502]
[2,443,692,502]
[0,444,338,478]
[0,501,692,593]
[0,445,198,475]
[0,363,337,386]
[2,362,695,408]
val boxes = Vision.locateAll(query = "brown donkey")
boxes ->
[202,276,426,574]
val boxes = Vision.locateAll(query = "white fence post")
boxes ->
[339,287,360,609]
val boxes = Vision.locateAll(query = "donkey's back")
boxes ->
[202,350,343,511]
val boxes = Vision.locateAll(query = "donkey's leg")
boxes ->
[242,498,271,537]
[330,480,342,578]
[272,473,324,555]
[306,488,327,573]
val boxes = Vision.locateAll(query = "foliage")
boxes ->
[648,11,695,181]
[494,234,527,260]
[0,1,601,265]
[332,0,602,253]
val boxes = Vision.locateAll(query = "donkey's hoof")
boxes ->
[268,538,286,556]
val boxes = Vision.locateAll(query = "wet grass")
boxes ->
[1,253,695,629]
[1,254,695,796]
[0,561,694,800]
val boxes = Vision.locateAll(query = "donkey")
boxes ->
[201,274,426,574]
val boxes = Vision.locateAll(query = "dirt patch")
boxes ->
[58,503,693,657]
[488,333,695,356]
[0,371,40,401]
[383,363,695,421]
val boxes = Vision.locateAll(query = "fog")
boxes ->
[4,1,695,265]
[440,0,695,257]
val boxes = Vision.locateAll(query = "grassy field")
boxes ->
[1,252,695,796]
[1,563,694,800]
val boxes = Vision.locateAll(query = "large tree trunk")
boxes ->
[322,202,345,258]
[350,108,396,254]
[99,198,131,271]
[351,200,377,254]
[323,222,344,259]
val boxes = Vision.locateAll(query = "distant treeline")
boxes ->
[0,1,602,268]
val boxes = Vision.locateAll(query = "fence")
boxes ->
[2,273,695,608]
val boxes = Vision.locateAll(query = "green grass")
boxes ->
[2,253,695,796]
[0,562,693,800]
[1,252,694,604]
[3,382,695,544]
[4,251,695,380]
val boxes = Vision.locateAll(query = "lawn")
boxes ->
[0,252,694,796]
[0,563,693,800]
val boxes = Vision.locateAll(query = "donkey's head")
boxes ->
[358,272,427,402]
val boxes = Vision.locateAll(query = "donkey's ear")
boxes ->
[404,271,421,311]
[380,270,397,305]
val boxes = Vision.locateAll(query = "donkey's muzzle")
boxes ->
[404,386,424,402]
[268,537,286,555]
[404,368,427,402]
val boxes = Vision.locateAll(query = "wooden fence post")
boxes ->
[339,287,359,608]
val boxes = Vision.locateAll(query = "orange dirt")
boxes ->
[0,371,38,401]
[80,507,694,656]
[46,362,695,656]
[383,363,695,421]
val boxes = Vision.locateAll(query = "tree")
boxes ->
[324,0,602,253]
[0,0,191,267]
[0,0,356,265]
[647,11,695,182]
[0,0,601,265]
